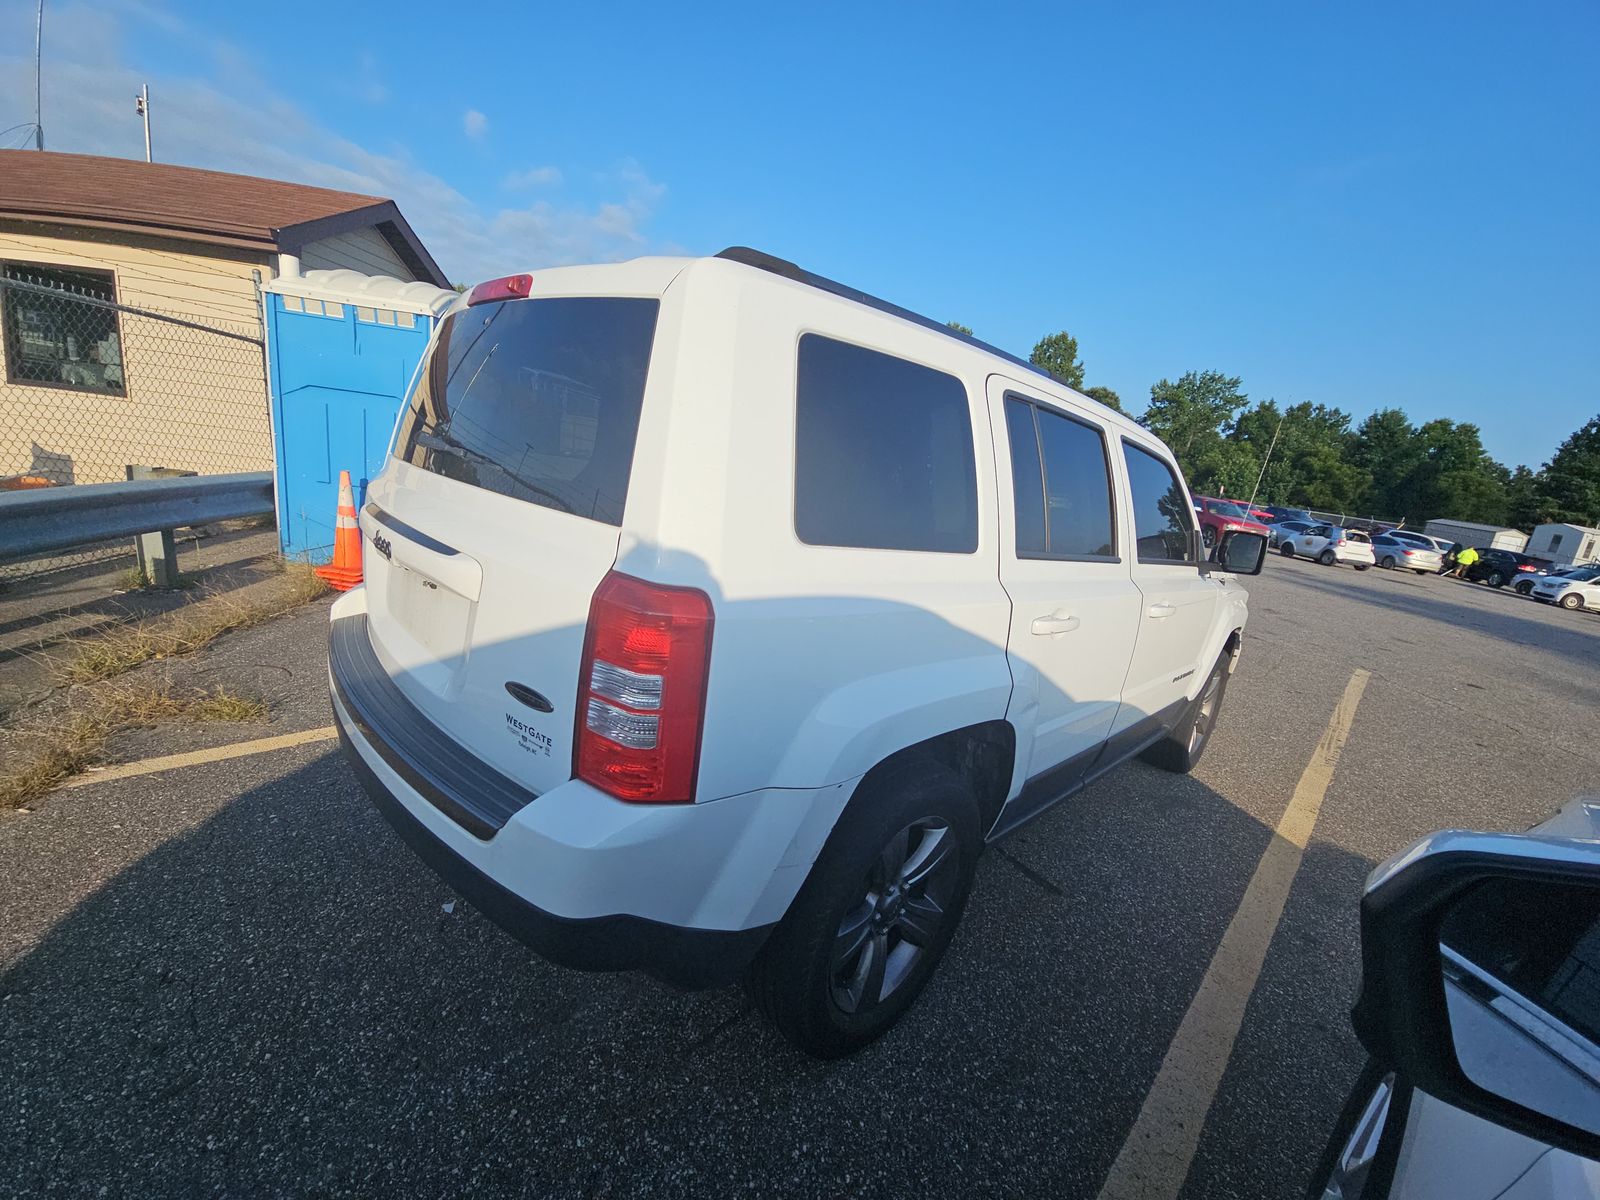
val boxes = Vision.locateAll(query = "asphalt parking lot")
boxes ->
[3,556,1598,1199]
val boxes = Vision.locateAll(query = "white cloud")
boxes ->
[462,109,488,140]
[502,165,563,189]
[0,0,667,281]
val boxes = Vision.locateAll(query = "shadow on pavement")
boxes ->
[0,745,1378,1199]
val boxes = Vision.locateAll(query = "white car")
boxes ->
[1313,797,1600,1199]
[1371,533,1444,574]
[328,248,1263,1057]
[1529,565,1600,611]
[1267,518,1319,548]
[1279,523,1376,569]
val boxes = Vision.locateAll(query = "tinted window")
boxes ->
[795,335,977,552]
[1004,399,1047,555]
[1035,406,1115,557]
[395,297,659,525]
[1122,442,1196,563]
[1005,398,1115,558]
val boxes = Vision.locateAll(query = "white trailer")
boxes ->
[1422,520,1528,552]
[1524,523,1600,566]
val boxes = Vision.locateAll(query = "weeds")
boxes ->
[114,566,198,592]
[0,683,272,811]
[55,564,327,685]
[0,713,108,810]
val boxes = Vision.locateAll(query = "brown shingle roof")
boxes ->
[0,150,447,285]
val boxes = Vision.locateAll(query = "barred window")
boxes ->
[1,264,126,396]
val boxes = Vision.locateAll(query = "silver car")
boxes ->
[1371,533,1444,574]
[1314,797,1600,1199]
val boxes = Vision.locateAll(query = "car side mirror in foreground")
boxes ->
[1211,530,1267,575]
[1352,801,1600,1162]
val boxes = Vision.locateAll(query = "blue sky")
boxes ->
[3,1,1596,469]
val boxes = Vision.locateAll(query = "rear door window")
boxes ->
[394,296,659,525]
[1121,441,1197,564]
[1004,396,1115,559]
[794,334,978,553]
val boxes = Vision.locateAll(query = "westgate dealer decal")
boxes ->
[505,711,554,757]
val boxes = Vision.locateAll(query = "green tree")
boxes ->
[946,320,973,336]
[1351,409,1424,517]
[1405,420,1508,525]
[1228,400,1366,510]
[1029,331,1085,390]
[1140,371,1249,477]
[1503,465,1543,529]
[1081,384,1124,414]
[1538,415,1600,526]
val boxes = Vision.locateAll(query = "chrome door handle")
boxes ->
[1146,602,1177,619]
[1030,613,1081,636]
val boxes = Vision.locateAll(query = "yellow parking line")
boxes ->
[1096,668,1370,1200]
[62,726,339,789]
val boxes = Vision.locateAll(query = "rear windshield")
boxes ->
[394,296,659,525]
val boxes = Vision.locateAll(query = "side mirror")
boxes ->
[1352,805,1600,1162]
[1212,530,1267,575]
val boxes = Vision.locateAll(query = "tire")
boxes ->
[1414,570,1428,576]
[750,758,980,1058]
[1319,549,1336,566]
[1280,543,1296,558]
[1514,580,1534,595]
[1560,593,1584,611]
[1381,556,1397,569]
[1141,657,1229,774]
[1486,571,1505,588]
[1354,563,1371,571]
[1202,526,1216,551]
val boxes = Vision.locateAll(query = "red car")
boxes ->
[1193,496,1272,553]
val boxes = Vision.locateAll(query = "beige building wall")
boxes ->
[0,220,274,484]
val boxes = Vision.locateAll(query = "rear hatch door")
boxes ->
[360,289,661,796]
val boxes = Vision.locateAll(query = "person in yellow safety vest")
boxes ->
[1453,545,1480,578]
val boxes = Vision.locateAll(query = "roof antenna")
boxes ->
[34,0,45,149]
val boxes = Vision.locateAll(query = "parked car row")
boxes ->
[1259,515,1598,613]
[1275,522,1377,569]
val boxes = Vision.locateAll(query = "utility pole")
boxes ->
[34,0,45,149]
[136,84,151,162]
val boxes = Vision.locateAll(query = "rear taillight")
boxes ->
[466,273,534,306]
[575,572,713,803]
[1401,548,1415,556]
[1517,564,1536,571]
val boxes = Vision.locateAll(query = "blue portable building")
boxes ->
[263,270,456,562]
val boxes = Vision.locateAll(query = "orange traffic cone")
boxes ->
[314,470,364,591]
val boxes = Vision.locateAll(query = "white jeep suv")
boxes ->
[328,248,1262,1056]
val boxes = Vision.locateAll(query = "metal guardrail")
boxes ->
[0,472,274,568]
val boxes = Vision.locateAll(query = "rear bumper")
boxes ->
[335,718,769,989]
[328,591,853,989]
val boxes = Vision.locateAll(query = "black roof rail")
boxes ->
[714,246,1073,396]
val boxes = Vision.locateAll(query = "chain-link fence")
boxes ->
[1302,508,1398,533]
[0,271,271,580]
